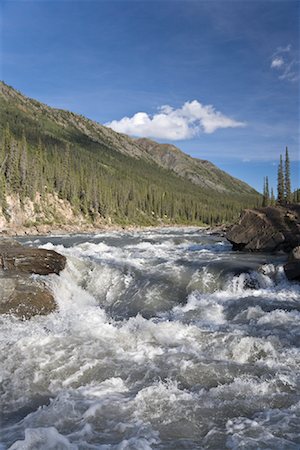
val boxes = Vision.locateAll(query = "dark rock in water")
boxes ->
[226,205,300,252]
[0,238,66,318]
[0,273,56,319]
[284,246,300,281]
[0,245,66,275]
[0,238,23,249]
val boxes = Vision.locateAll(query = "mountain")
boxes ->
[135,138,254,194]
[0,82,254,195]
[0,81,260,230]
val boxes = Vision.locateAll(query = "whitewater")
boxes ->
[1,227,300,449]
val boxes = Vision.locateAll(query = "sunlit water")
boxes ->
[1,228,300,449]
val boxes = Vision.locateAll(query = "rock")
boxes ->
[0,238,66,318]
[226,205,300,252]
[0,273,56,319]
[284,246,300,281]
[0,245,66,275]
[0,238,23,249]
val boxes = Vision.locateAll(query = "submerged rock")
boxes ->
[284,246,300,281]
[226,205,300,252]
[0,238,66,318]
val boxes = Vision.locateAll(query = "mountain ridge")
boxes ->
[0,81,256,195]
[135,137,254,194]
[0,81,260,229]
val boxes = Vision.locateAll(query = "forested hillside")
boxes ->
[0,81,260,228]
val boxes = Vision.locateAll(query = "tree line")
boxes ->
[0,124,261,226]
[262,147,299,207]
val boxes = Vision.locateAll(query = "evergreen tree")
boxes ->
[6,141,20,192]
[262,176,270,207]
[270,187,275,206]
[19,132,28,199]
[0,173,8,213]
[0,126,260,226]
[262,177,266,207]
[277,154,284,205]
[285,146,292,204]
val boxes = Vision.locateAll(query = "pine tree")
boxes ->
[0,123,260,227]
[270,187,275,206]
[0,173,8,211]
[36,139,46,195]
[265,176,270,206]
[277,154,284,205]
[262,177,266,206]
[6,141,20,192]
[285,146,292,204]
[61,143,71,200]
[262,176,270,207]
[19,132,28,199]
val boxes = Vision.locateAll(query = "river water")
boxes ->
[1,228,300,449]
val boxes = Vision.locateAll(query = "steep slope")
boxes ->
[0,81,148,159]
[0,81,260,228]
[0,82,256,196]
[135,138,255,194]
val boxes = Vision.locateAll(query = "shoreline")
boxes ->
[0,222,213,238]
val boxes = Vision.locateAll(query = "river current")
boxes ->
[1,227,300,449]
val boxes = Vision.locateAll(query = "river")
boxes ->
[1,228,300,449]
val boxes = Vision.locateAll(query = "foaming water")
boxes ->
[1,228,300,449]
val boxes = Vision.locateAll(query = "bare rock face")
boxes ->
[284,246,300,281]
[226,205,300,252]
[0,238,66,318]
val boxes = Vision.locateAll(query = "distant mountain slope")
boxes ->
[0,82,256,196]
[135,138,255,194]
[0,81,260,228]
[0,81,148,159]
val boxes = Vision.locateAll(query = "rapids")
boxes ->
[0,228,300,449]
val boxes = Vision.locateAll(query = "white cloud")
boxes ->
[271,57,284,68]
[270,45,299,82]
[105,100,245,140]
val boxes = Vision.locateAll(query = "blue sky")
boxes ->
[1,0,299,192]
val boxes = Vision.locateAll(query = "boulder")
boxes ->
[0,238,66,318]
[226,205,300,252]
[0,245,66,275]
[284,246,300,281]
[0,273,57,319]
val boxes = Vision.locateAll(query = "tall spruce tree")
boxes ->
[270,187,275,206]
[262,177,266,206]
[285,146,292,204]
[19,132,28,199]
[262,176,270,207]
[265,176,270,206]
[277,154,284,205]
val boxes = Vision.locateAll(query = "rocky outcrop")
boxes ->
[0,245,66,275]
[0,238,66,318]
[226,205,300,252]
[0,192,94,236]
[284,246,300,281]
